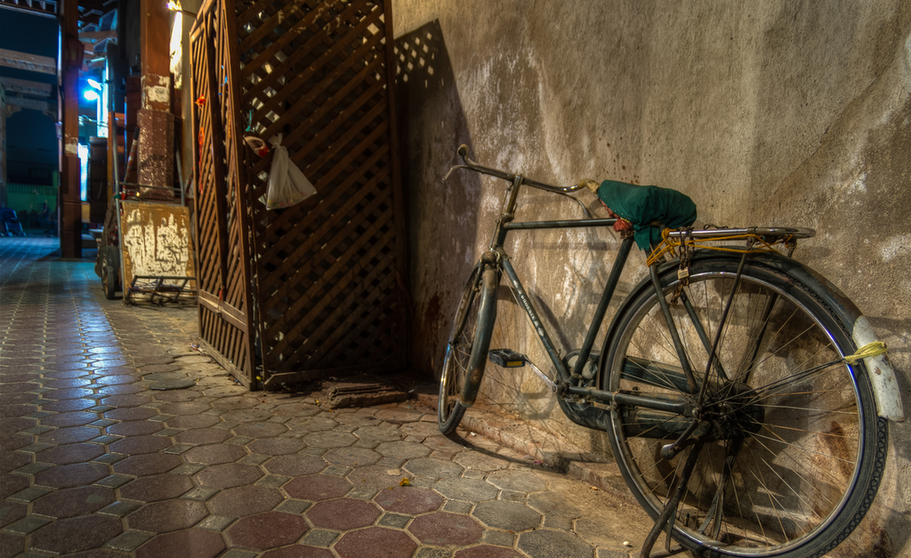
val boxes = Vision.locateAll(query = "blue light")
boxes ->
[83,90,100,101]
[87,78,102,90]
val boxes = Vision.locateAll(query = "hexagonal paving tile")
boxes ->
[108,435,172,455]
[472,500,542,531]
[517,529,593,558]
[454,546,525,558]
[307,499,380,530]
[30,515,122,554]
[104,407,159,421]
[34,462,109,488]
[348,465,411,490]
[375,441,430,461]
[304,431,357,448]
[166,414,221,429]
[39,411,99,427]
[120,474,194,502]
[208,485,284,517]
[136,529,225,558]
[31,486,115,518]
[527,490,586,518]
[225,512,308,550]
[232,422,288,438]
[158,402,210,416]
[284,474,352,501]
[323,447,381,467]
[246,437,304,455]
[486,469,547,493]
[403,457,463,479]
[106,421,164,436]
[174,428,233,445]
[264,454,326,477]
[112,453,183,476]
[334,527,416,558]
[127,499,208,533]
[37,426,102,444]
[220,408,273,422]
[398,421,441,439]
[433,477,499,502]
[373,486,443,515]
[183,444,247,465]
[408,511,484,546]
[260,545,334,558]
[353,425,402,444]
[195,462,264,489]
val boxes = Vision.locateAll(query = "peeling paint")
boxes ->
[880,234,910,262]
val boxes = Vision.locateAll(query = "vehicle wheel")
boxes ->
[602,257,885,558]
[438,264,498,435]
[102,247,118,300]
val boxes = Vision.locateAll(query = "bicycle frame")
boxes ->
[465,172,695,430]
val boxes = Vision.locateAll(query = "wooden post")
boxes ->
[58,0,82,258]
[137,0,175,196]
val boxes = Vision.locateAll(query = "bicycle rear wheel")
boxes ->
[438,264,498,435]
[603,256,886,558]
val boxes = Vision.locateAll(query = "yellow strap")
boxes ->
[844,341,888,364]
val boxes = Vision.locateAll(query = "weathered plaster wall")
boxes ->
[393,2,911,555]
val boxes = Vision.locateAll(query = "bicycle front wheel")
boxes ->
[438,264,498,435]
[603,256,886,558]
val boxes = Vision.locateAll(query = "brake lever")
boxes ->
[443,164,470,181]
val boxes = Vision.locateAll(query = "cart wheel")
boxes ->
[102,247,118,300]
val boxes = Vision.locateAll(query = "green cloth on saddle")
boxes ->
[596,180,698,251]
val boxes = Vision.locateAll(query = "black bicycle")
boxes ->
[438,145,902,558]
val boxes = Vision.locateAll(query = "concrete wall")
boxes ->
[392,1,911,555]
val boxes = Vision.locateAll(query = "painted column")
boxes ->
[137,0,174,198]
[58,0,82,258]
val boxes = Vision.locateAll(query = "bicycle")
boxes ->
[437,145,903,558]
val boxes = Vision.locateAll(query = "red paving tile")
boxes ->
[374,486,443,515]
[112,453,183,476]
[208,485,284,517]
[261,546,335,558]
[183,444,247,465]
[31,486,115,518]
[104,407,159,421]
[136,529,225,558]
[120,474,194,502]
[307,499,381,530]
[225,512,308,550]
[454,546,526,558]
[0,532,24,558]
[195,462,264,489]
[34,463,109,488]
[263,454,326,477]
[107,435,171,455]
[0,502,27,528]
[127,499,208,532]
[39,411,100,427]
[284,475,352,501]
[106,421,163,436]
[30,515,122,554]
[334,527,417,558]
[36,443,106,465]
[409,511,484,546]
[173,428,232,445]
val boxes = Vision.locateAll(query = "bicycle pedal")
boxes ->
[488,349,526,368]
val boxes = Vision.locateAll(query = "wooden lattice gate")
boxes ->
[189,0,409,389]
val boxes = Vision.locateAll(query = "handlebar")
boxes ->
[448,144,586,195]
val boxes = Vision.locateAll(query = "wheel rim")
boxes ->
[439,271,481,423]
[607,269,865,556]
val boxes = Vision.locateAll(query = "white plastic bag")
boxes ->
[264,134,317,210]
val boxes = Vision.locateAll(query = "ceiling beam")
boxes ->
[0,48,56,75]
[0,77,55,97]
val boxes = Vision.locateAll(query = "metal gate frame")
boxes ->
[189,0,409,389]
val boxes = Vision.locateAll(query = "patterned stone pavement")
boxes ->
[0,237,655,558]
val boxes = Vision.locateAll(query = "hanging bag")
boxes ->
[260,134,317,210]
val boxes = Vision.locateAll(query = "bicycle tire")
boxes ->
[602,255,886,558]
[438,264,498,434]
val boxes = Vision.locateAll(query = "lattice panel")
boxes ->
[189,0,256,385]
[190,0,408,387]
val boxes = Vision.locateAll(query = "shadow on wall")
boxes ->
[394,19,482,380]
